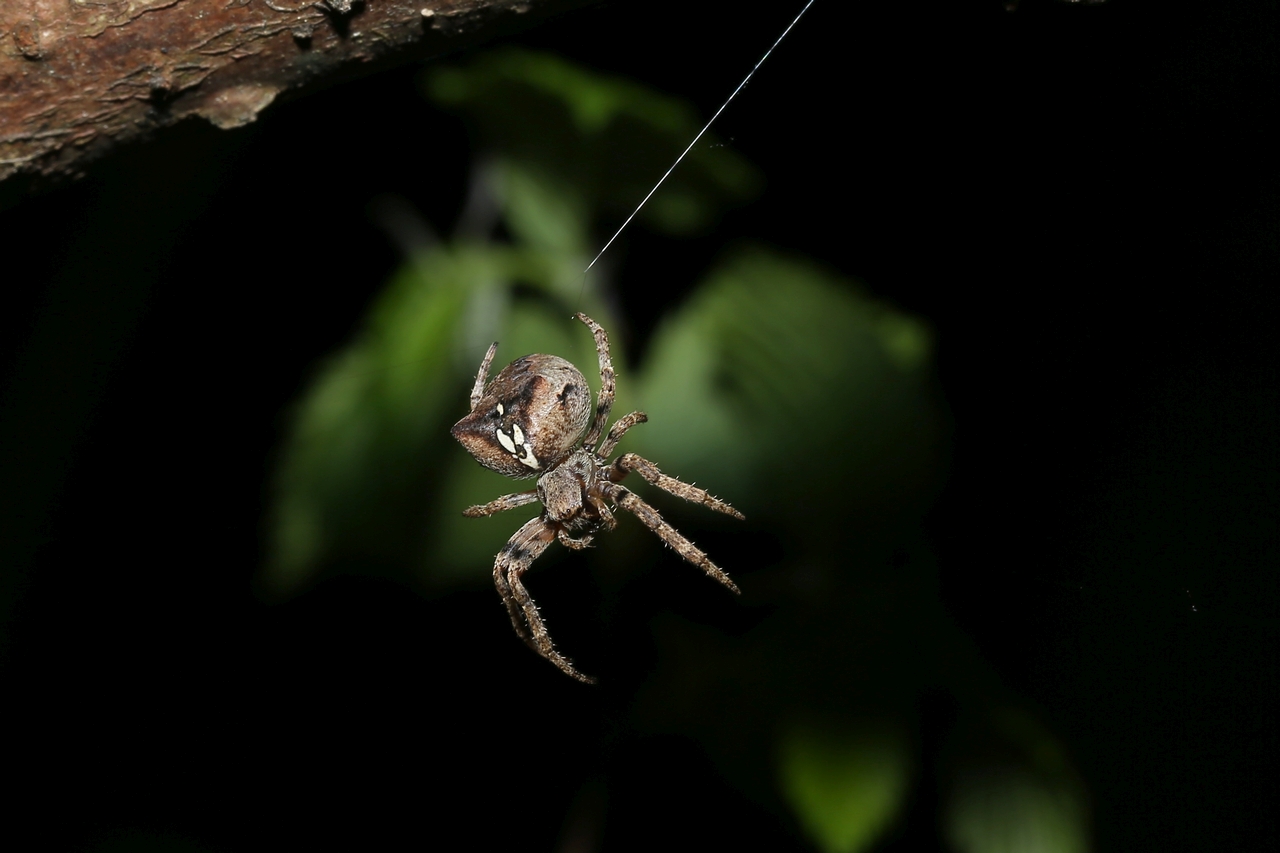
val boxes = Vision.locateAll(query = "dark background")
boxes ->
[1,1,1274,851]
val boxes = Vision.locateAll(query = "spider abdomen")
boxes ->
[452,353,593,479]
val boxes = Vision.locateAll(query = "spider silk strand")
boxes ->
[581,0,818,277]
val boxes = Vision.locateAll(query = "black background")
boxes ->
[1,1,1274,850]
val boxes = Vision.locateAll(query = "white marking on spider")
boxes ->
[517,444,540,469]
[496,403,504,415]
[512,423,525,444]
[495,427,517,454]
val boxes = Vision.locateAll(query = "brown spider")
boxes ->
[451,313,744,683]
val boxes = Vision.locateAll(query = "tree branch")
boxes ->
[0,0,595,189]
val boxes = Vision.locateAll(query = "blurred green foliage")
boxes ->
[943,708,1091,853]
[264,48,1089,852]
[426,50,758,238]
[778,716,912,853]
[633,248,936,529]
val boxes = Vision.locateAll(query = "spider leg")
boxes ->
[600,482,740,594]
[594,411,647,460]
[594,500,618,531]
[468,342,499,412]
[608,453,745,520]
[574,313,615,450]
[497,516,596,683]
[463,490,540,517]
[557,492,619,548]
[493,517,549,654]
[557,528,595,550]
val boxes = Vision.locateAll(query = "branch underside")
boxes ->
[0,0,594,191]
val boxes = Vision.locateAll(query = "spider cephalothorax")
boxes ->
[451,313,743,683]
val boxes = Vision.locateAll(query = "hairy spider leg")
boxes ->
[574,313,615,450]
[599,482,740,594]
[468,341,499,412]
[557,529,595,550]
[462,489,539,517]
[594,410,648,459]
[556,495,618,555]
[609,452,745,520]
[496,516,595,684]
[493,517,551,653]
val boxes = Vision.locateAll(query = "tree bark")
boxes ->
[0,0,594,190]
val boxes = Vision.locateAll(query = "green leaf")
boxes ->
[498,160,590,257]
[943,708,1091,853]
[945,770,1089,853]
[777,716,912,853]
[632,246,939,523]
[422,48,759,235]
[263,249,476,595]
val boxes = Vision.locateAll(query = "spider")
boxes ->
[451,313,744,683]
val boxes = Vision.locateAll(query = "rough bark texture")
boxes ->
[0,0,594,189]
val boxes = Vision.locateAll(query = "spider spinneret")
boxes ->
[451,313,744,683]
